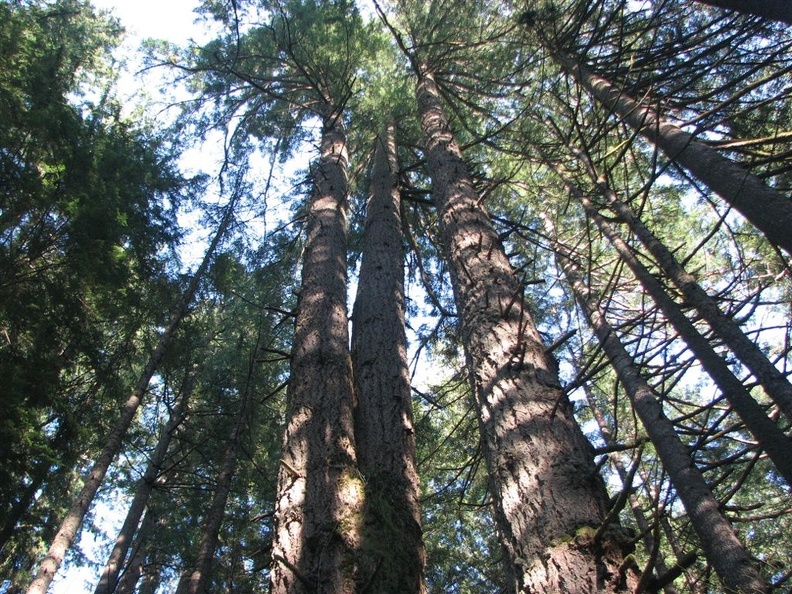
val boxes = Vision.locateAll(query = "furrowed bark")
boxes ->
[351,125,426,593]
[269,110,363,594]
[417,67,634,594]
[546,214,769,594]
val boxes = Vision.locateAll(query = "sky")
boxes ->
[91,0,204,43]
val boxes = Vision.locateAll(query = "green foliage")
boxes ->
[0,2,189,585]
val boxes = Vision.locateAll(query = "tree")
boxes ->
[543,212,768,594]
[5,0,792,592]
[692,0,792,25]
[25,191,238,594]
[351,125,425,593]
[539,43,792,256]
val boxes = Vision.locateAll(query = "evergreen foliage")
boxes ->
[2,0,791,592]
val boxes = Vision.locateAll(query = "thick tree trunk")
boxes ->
[25,196,238,594]
[546,214,769,594]
[573,149,792,424]
[693,0,792,25]
[269,111,364,594]
[550,50,792,255]
[416,67,634,593]
[555,171,792,485]
[351,126,425,593]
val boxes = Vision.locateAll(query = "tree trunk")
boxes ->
[573,148,792,424]
[176,339,260,594]
[548,48,792,256]
[546,213,769,594]
[416,67,634,594]
[94,370,194,594]
[579,383,680,594]
[693,0,792,25]
[269,110,364,594]
[0,459,50,558]
[554,170,792,485]
[351,125,425,593]
[113,507,157,594]
[24,195,238,594]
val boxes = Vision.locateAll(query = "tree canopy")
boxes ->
[2,0,791,593]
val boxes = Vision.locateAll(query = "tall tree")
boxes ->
[570,145,792,424]
[25,192,238,594]
[530,24,792,256]
[548,165,792,485]
[93,368,195,594]
[351,125,426,593]
[543,212,769,594]
[269,105,363,593]
[413,62,633,592]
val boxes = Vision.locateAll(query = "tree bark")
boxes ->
[113,507,157,594]
[573,148,792,424]
[549,49,792,256]
[417,67,634,594]
[351,125,426,594]
[269,110,364,594]
[546,214,769,594]
[94,371,193,594]
[693,0,792,25]
[24,195,239,594]
[554,170,792,485]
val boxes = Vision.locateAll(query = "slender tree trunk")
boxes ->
[579,383,680,594]
[269,110,364,594]
[94,371,194,594]
[546,47,792,255]
[25,196,239,594]
[176,335,261,594]
[0,420,80,557]
[693,0,792,25]
[572,148,792,424]
[0,461,49,558]
[546,214,769,594]
[351,125,425,593]
[553,170,792,484]
[416,67,634,593]
[113,507,157,594]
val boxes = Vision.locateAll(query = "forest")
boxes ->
[1,0,791,592]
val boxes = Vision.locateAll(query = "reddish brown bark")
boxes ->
[417,67,634,593]
[351,126,426,593]
[269,111,363,594]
